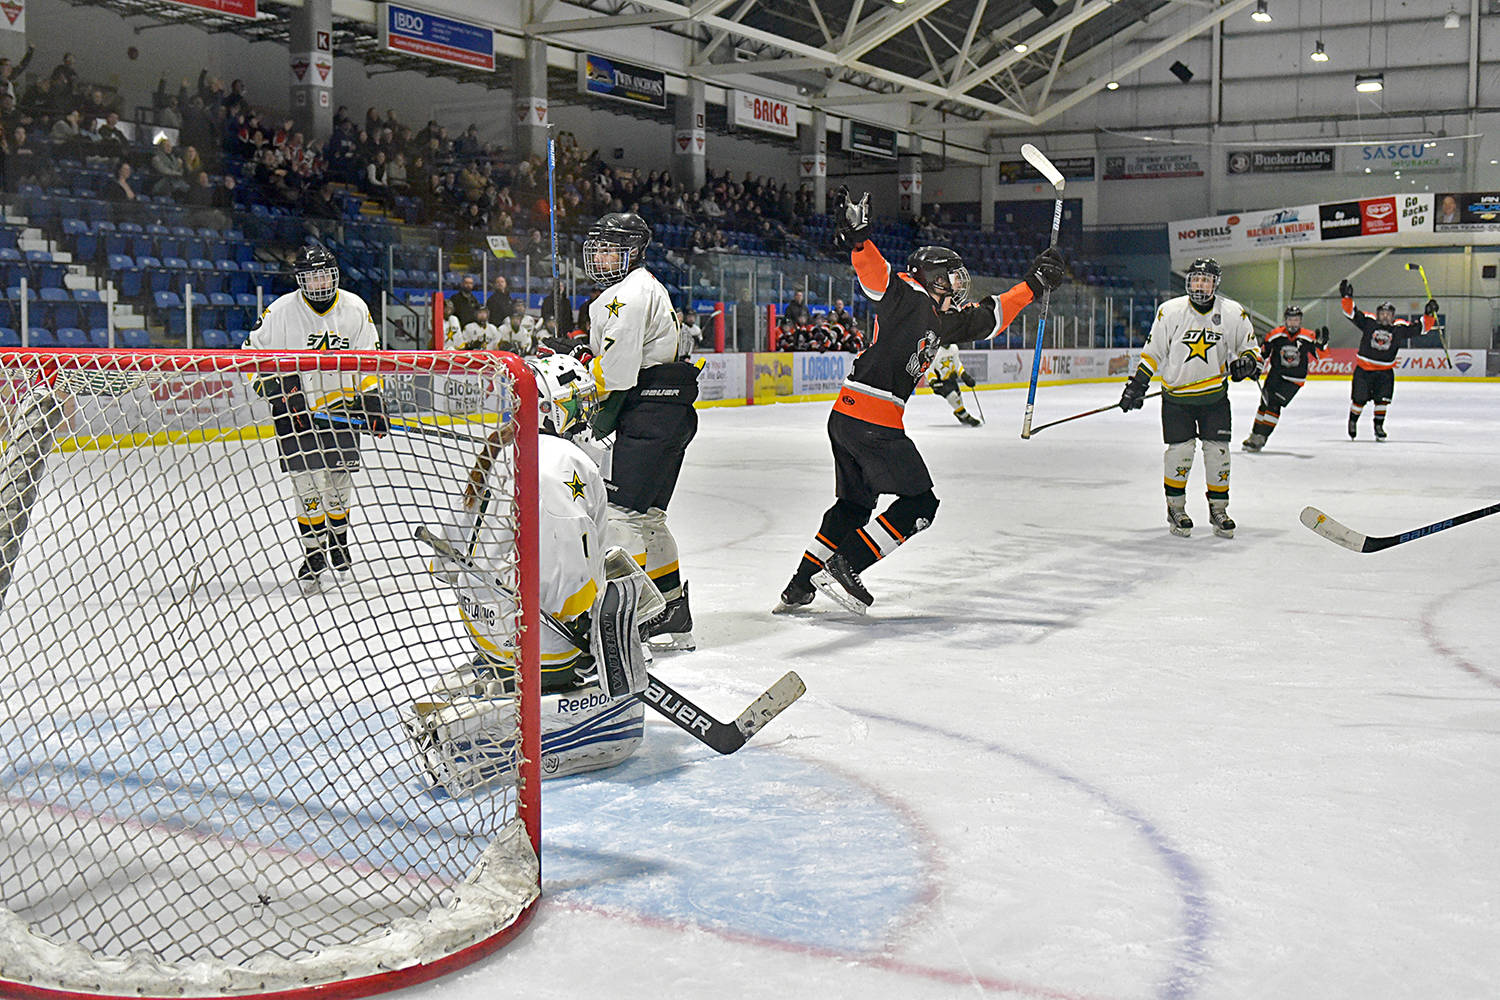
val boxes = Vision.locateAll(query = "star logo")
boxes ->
[564,472,587,501]
[1185,336,1213,362]
[605,297,625,318]
[1218,470,1230,483]
[304,498,320,512]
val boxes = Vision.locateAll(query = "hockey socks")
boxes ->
[793,498,872,585]
[841,492,940,575]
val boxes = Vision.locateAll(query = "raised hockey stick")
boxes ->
[1406,261,1454,369]
[1299,501,1500,553]
[1025,389,1161,435]
[413,526,805,753]
[1019,143,1065,440]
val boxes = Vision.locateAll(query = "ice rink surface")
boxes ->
[91,378,1500,1000]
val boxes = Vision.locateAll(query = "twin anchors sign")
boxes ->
[674,129,706,155]
[290,52,333,87]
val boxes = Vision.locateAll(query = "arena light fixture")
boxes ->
[1251,1,1271,23]
[1310,40,1329,62]
[1106,80,1120,90]
[1355,72,1384,93]
[1014,42,1029,52]
[1444,6,1461,29]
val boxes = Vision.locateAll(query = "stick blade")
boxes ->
[1020,143,1066,192]
[733,671,806,742]
[1299,506,1370,552]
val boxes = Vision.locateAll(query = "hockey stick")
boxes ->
[1019,143,1065,440]
[319,411,497,446]
[1406,261,1454,369]
[413,526,804,754]
[1299,501,1500,553]
[964,381,985,423]
[1025,390,1161,435]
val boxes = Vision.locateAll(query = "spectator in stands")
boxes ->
[48,52,78,97]
[185,170,215,211]
[386,151,408,193]
[454,123,482,161]
[448,274,482,329]
[363,149,393,209]
[486,275,515,327]
[830,298,855,330]
[95,111,129,158]
[680,310,704,353]
[782,290,810,328]
[180,144,203,176]
[81,89,113,124]
[103,160,137,204]
[150,137,189,197]
[20,77,56,124]
[211,174,236,211]
[49,107,82,155]
[540,280,573,337]
[223,79,248,117]
[462,200,488,230]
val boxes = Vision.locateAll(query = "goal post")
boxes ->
[0,347,541,1000]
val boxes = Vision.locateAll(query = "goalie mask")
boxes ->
[1283,305,1303,331]
[907,246,971,313]
[293,244,340,306]
[583,212,651,286]
[527,354,594,436]
[1185,257,1221,307]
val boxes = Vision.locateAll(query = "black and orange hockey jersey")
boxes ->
[1340,296,1435,371]
[833,241,1033,428]
[1261,325,1321,384]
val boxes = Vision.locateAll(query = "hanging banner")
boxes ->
[486,236,516,259]
[728,90,797,138]
[378,3,495,72]
[843,120,897,159]
[1169,204,1319,258]
[1342,140,1446,174]
[168,0,256,17]
[1226,147,1335,175]
[1319,195,1430,240]
[1433,192,1500,234]
[513,97,547,128]
[578,52,666,110]
[998,156,1095,183]
[1103,151,1203,180]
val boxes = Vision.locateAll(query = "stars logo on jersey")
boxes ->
[1217,469,1230,484]
[307,330,352,350]
[605,297,626,318]
[1183,328,1222,362]
[564,472,587,501]
[304,498,320,513]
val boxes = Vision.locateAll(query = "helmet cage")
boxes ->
[1375,301,1397,323]
[1185,269,1219,306]
[296,263,339,305]
[583,238,636,285]
[1283,305,1303,330]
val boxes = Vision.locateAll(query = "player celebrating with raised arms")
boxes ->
[1243,305,1327,452]
[1339,279,1439,440]
[1119,257,1259,538]
[248,244,387,592]
[776,186,1066,614]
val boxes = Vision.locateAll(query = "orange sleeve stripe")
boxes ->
[852,242,890,295]
[995,281,1035,332]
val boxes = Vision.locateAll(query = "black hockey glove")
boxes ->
[1424,298,1440,317]
[1024,246,1067,297]
[570,343,595,365]
[257,375,311,433]
[1339,279,1353,299]
[1119,370,1149,411]
[961,371,976,388]
[1228,353,1259,382]
[1316,326,1330,348]
[832,185,871,252]
[355,392,389,437]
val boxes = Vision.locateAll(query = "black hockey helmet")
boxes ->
[583,212,652,286]
[907,246,971,311]
[1375,300,1397,322]
[293,244,339,305]
[1283,304,1303,329]
[1185,257,1221,306]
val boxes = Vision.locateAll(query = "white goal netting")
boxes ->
[0,349,541,999]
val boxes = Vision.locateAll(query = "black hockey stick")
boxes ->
[1299,501,1500,553]
[963,380,985,423]
[413,526,805,753]
[1026,390,1161,435]
[320,411,498,446]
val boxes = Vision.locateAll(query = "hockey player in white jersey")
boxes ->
[248,245,387,590]
[582,212,701,651]
[925,344,982,426]
[414,354,653,787]
[1119,257,1259,538]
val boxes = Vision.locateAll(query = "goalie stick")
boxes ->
[413,526,805,753]
[1019,142,1065,440]
[1299,501,1500,553]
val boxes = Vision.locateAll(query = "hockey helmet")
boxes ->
[1185,257,1221,306]
[1283,305,1303,330]
[293,244,340,306]
[527,354,595,436]
[1375,301,1397,323]
[583,212,652,286]
[907,246,971,312]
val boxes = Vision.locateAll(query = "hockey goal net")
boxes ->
[0,349,541,999]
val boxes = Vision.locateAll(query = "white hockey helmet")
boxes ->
[527,354,595,436]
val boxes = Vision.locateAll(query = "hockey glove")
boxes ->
[1024,246,1067,297]
[1316,326,1330,348]
[1119,370,1149,411]
[570,343,596,365]
[1424,298,1440,317]
[355,393,389,437]
[1339,279,1354,299]
[1228,353,1259,382]
[832,185,872,252]
[961,371,976,388]
[258,375,311,433]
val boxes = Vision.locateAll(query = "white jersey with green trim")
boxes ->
[441,434,607,680]
[247,289,379,407]
[1136,293,1258,401]
[586,267,682,395]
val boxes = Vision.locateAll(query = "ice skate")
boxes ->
[1241,433,1265,453]
[811,552,873,613]
[642,581,695,651]
[1166,499,1193,538]
[956,410,982,427]
[1374,424,1387,441]
[1209,503,1236,539]
[296,549,328,594]
[328,532,353,577]
[773,577,816,614]
[1348,416,1358,439]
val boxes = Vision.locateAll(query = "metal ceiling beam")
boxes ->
[838,0,953,61]
[527,11,684,34]
[689,56,833,76]
[947,0,988,88]
[952,0,1116,95]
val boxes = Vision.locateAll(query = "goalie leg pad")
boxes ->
[590,573,650,699]
[603,544,666,621]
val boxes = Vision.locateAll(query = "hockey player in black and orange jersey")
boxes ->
[775,186,1066,613]
[1339,278,1439,440]
[1242,306,1328,452]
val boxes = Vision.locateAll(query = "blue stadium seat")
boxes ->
[55,327,89,348]
[120,328,151,349]
[24,251,66,289]
[39,286,75,329]
[0,327,18,347]
[87,327,112,348]
[198,328,230,349]
[73,288,106,329]
[27,328,58,348]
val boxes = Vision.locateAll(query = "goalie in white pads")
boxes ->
[1119,257,1259,538]
[412,354,657,792]
[248,245,387,591]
